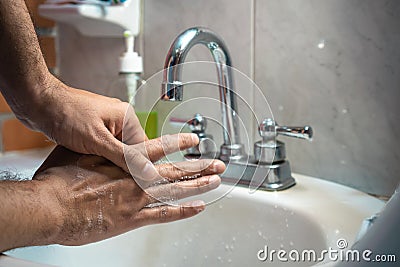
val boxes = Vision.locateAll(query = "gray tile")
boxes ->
[57,24,124,95]
[254,0,400,196]
[142,0,254,150]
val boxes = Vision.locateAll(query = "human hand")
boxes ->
[33,135,225,246]
[28,77,145,171]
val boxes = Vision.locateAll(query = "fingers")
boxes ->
[124,145,161,181]
[98,131,128,171]
[96,131,160,181]
[155,159,226,181]
[122,104,148,144]
[96,103,147,171]
[136,133,199,162]
[144,175,221,205]
[135,200,205,225]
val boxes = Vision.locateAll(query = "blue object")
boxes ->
[99,0,128,4]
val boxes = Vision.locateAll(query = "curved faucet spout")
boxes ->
[161,27,244,161]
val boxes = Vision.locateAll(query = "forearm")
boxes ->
[0,180,61,252]
[0,0,54,127]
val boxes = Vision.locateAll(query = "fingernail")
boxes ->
[212,161,225,173]
[190,200,205,207]
[209,175,220,184]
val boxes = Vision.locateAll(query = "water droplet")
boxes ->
[290,241,294,246]
[317,39,325,49]
[204,255,208,259]
[278,105,284,111]
[226,194,233,199]
[335,229,340,234]
[258,230,263,237]
[219,204,223,209]
[173,242,178,247]
[109,189,114,206]
[87,217,93,228]
[217,256,222,262]
[232,237,236,242]
[230,245,235,250]
[183,256,187,261]
[228,259,232,263]
[342,108,348,114]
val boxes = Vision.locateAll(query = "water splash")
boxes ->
[109,188,115,206]
[96,198,104,233]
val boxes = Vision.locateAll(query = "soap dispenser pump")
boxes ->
[119,30,143,105]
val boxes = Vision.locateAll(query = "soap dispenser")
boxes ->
[107,30,158,139]
[119,30,143,105]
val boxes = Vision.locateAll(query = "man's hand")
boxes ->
[35,137,225,246]
[32,79,146,171]
[0,134,225,251]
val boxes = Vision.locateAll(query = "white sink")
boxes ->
[1,148,384,267]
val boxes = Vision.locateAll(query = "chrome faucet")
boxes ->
[161,27,314,191]
[161,27,245,161]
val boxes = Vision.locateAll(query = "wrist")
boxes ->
[32,179,65,246]
[19,75,66,133]
[0,179,64,251]
[5,72,58,130]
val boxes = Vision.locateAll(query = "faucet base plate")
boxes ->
[221,160,296,191]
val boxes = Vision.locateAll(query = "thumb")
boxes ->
[122,104,148,144]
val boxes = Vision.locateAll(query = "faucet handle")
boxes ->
[184,114,216,157]
[255,118,313,164]
[259,118,313,141]
[187,113,207,133]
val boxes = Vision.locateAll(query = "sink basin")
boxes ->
[1,149,384,266]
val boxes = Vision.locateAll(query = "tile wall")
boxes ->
[55,0,400,196]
